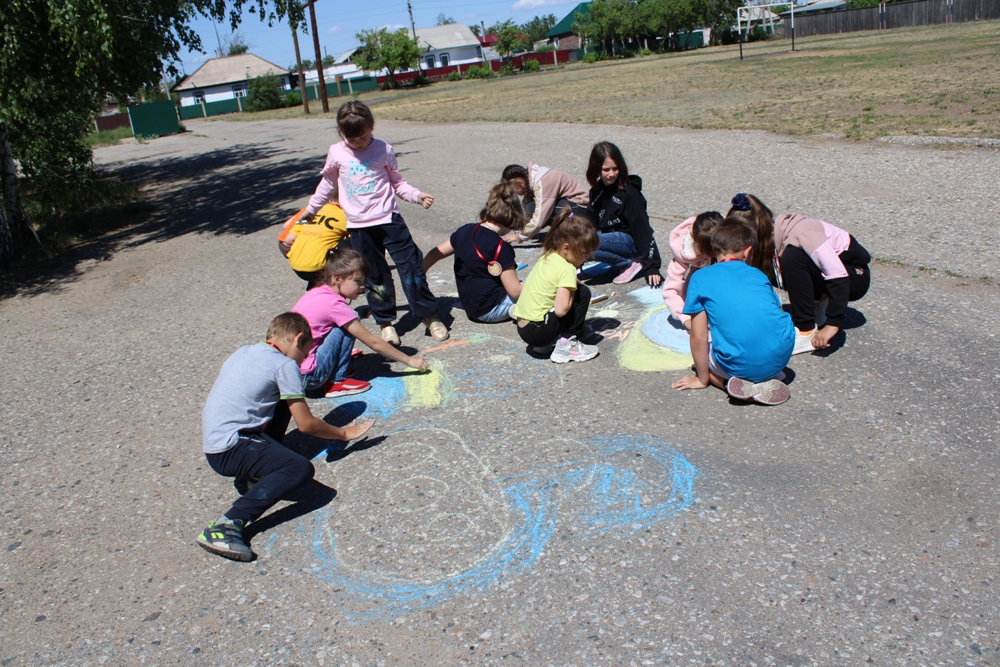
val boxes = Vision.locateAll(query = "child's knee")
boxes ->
[292,458,315,485]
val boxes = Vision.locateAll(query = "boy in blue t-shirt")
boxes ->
[671,218,795,405]
[197,313,373,561]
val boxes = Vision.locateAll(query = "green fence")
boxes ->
[127,100,180,138]
[302,76,379,101]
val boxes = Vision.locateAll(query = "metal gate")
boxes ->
[127,100,181,138]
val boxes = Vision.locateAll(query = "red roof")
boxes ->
[478,34,499,46]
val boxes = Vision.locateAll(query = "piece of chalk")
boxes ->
[516,263,528,271]
[590,293,608,304]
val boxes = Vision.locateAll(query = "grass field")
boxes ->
[229,20,1000,140]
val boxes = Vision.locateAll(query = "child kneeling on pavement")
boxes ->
[671,217,795,406]
[197,312,374,561]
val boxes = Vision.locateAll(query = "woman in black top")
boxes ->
[586,142,662,286]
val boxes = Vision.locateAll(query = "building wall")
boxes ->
[177,77,290,107]
[551,35,582,50]
[419,45,484,69]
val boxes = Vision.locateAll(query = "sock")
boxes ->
[798,328,816,336]
[218,515,243,529]
[558,337,570,346]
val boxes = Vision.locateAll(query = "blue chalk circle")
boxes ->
[641,309,692,354]
[307,435,700,620]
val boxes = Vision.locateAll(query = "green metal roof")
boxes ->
[545,2,590,38]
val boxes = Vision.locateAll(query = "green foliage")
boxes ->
[354,27,421,86]
[245,74,285,112]
[523,58,541,72]
[470,24,482,37]
[747,25,771,42]
[83,126,134,148]
[535,44,556,53]
[583,51,598,63]
[284,90,303,106]
[846,0,880,7]
[300,58,315,69]
[436,13,456,25]
[770,4,791,14]
[499,61,516,76]
[574,0,636,55]
[410,72,431,87]
[447,70,462,81]
[322,54,335,66]
[488,20,531,57]
[520,14,558,43]
[225,32,250,56]
[464,64,494,79]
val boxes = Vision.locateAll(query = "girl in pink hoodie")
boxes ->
[304,101,448,345]
[661,211,724,328]
[727,193,871,353]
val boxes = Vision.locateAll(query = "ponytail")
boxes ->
[542,207,599,258]
[727,193,775,281]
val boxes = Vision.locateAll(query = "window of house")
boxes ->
[193,91,205,104]
[425,55,435,69]
[477,46,483,59]
[440,53,450,67]
[554,37,560,49]
[232,84,247,98]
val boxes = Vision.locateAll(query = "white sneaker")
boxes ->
[380,325,400,346]
[792,328,816,355]
[814,298,829,328]
[549,336,599,363]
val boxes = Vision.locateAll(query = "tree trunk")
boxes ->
[0,122,49,261]
[0,188,13,270]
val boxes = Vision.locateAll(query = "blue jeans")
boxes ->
[472,294,516,324]
[592,231,637,271]
[302,326,355,391]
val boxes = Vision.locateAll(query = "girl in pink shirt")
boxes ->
[292,247,428,399]
[304,100,448,346]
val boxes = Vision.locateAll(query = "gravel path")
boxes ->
[1,118,998,666]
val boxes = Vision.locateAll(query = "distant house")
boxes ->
[414,24,485,69]
[173,54,290,107]
[545,2,590,50]
[777,0,847,17]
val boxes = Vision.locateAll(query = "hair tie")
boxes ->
[568,211,574,218]
[732,193,752,211]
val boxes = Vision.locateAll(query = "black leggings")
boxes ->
[205,401,314,525]
[779,235,870,331]
[516,283,591,348]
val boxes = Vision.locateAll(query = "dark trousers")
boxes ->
[780,235,871,331]
[205,401,313,525]
[516,283,591,348]
[349,213,439,324]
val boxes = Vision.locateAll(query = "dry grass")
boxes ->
[219,20,1000,140]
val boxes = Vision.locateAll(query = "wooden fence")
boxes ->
[793,0,1000,35]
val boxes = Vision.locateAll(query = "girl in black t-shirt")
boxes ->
[423,183,528,323]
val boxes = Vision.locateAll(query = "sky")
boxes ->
[175,0,578,77]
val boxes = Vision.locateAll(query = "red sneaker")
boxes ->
[324,378,371,398]
[350,348,364,359]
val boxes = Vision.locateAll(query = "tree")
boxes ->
[640,0,704,50]
[0,0,307,268]
[245,74,285,111]
[470,24,482,37]
[224,31,251,55]
[574,0,636,54]
[322,54,335,66]
[520,14,558,43]
[488,20,531,58]
[353,27,421,87]
[436,13,456,25]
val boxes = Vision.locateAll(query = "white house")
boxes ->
[173,54,291,107]
[414,24,484,69]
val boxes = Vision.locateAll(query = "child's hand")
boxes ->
[408,356,430,371]
[344,419,375,441]
[646,273,662,288]
[418,193,435,209]
[812,325,840,349]
[671,375,709,391]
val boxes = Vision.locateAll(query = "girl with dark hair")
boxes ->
[422,183,528,323]
[728,193,871,354]
[500,162,589,242]
[585,142,662,286]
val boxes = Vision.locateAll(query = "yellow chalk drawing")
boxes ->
[401,366,454,408]
[617,307,692,372]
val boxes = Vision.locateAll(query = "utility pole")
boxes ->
[307,0,330,112]
[407,0,416,38]
[291,21,310,114]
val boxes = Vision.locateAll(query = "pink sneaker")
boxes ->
[612,261,643,285]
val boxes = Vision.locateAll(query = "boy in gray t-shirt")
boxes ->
[196,313,373,562]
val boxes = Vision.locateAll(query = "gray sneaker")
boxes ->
[196,520,252,561]
[549,336,599,363]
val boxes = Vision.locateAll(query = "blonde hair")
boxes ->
[480,182,528,232]
[266,312,313,347]
[542,208,599,260]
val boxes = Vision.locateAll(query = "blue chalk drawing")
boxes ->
[307,434,699,619]
[324,376,406,420]
[629,283,667,307]
[641,309,692,354]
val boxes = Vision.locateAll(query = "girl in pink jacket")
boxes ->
[727,193,871,353]
[661,211,723,328]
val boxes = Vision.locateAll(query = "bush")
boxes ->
[535,44,555,53]
[448,70,461,81]
[410,72,431,87]
[465,64,493,79]
[748,25,771,42]
[523,59,540,72]
[640,48,652,56]
[284,91,303,107]
[499,61,515,76]
[582,51,597,64]
[245,74,285,112]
